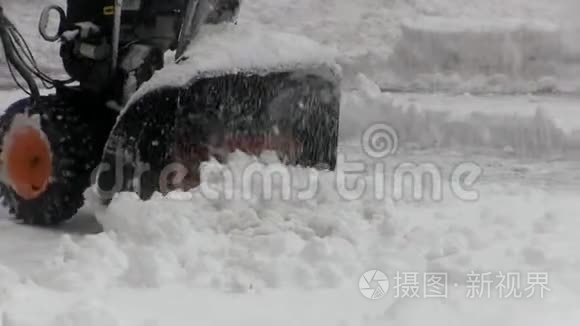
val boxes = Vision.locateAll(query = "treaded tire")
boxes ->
[0,91,116,225]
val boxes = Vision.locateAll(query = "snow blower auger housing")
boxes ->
[0,2,341,226]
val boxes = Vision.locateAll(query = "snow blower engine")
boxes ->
[0,0,341,226]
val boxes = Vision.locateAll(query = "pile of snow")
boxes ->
[242,0,576,59]
[242,0,580,93]
[34,154,384,291]
[341,74,580,157]
[373,19,580,94]
[1,151,579,325]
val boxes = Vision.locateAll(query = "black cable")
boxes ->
[7,21,56,87]
[1,7,73,97]
[6,58,32,96]
[0,7,39,103]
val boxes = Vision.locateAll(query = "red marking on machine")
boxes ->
[223,133,303,158]
[172,132,303,191]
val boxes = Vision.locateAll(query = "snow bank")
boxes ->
[37,156,389,291]
[242,0,580,94]
[341,74,580,157]
[362,18,580,94]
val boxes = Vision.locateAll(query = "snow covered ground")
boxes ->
[2,184,580,326]
[1,78,580,325]
[1,0,580,325]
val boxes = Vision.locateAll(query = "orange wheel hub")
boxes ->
[2,120,52,200]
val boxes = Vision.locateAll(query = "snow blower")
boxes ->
[0,1,341,225]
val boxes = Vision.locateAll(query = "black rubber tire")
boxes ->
[0,91,116,225]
